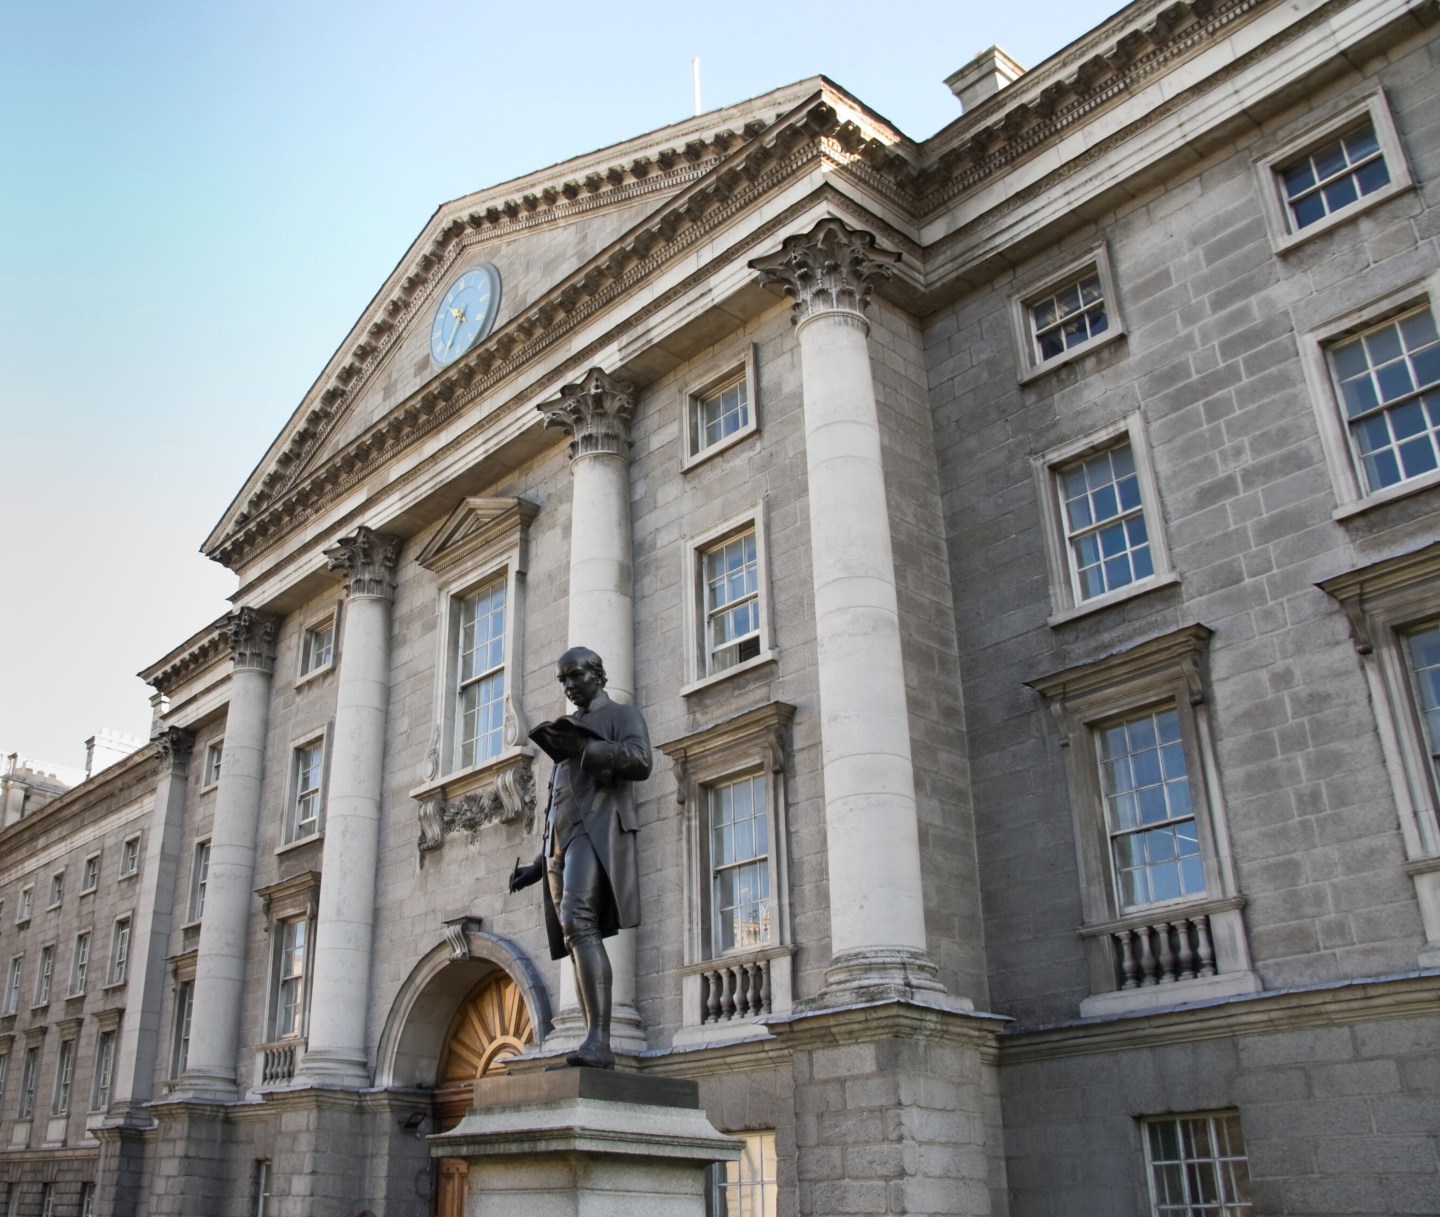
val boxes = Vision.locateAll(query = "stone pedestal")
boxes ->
[429,1071,738,1217]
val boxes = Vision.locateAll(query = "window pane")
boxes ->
[711,776,772,953]
[1284,121,1389,230]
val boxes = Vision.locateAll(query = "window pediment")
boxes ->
[414,497,538,576]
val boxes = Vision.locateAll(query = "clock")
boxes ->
[429,263,502,366]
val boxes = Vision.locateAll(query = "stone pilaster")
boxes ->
[106,727,194,1124]
[174,608,278,1100]
[536,368,645,1054]
[297,526,401,1086]
[752,218,945,1001]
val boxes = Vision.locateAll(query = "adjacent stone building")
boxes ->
[2,0,1438,1212]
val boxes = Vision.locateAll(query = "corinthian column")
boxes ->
[296,526,400,1086]
[108,727,193,1121]
[537,367,645,1053]
[177,608,279,1099]
[751,218,943,1000]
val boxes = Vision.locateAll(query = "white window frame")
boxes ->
[1029,626,1258,1015]
[18,1045,39,1118]
[187,839,211,923]
[453,575,510,772]
[1010,243,1125,382]
[106,917,131,987]
[682,505,777,696]
[4,956,21,1015]
[256,872,320,1072]
[1255,89,1413,254]
[119,834,140,878]
[414,497,537,791]
[51,1037,75,1115]
[33,945,54,1007]
[297,606,339,682]
[39,1185,53,1217]
[171,978,194,1078]
[707,1130,779,1217]
[681,344,759,471]
[80,1184,95,1217]
[661,701,796,1046]
[284,733,330,846]
[80,853,100,894]
[201,740,224,790]
[69,932,90,997]
[91,1029,116,1111]
[0,1049,8,1110]
[1319,541,1440,966]
[1034,414,1177,624]
[47,870,63,909]
[17,886,33,924]
[1142,1111,1253,1216]
[254,1160,272,1217]
[1299,273,1440,517]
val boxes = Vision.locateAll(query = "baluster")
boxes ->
[704,969,721,1023]
[1193,915,1216,977]
[1176,919,1196,980]
[1156,922,1176,983]
[745,963,762,1016]
[759,959,772,1012]
[1116,929,1140,989]
[1137,925,1158,985]
[719,966,736,1019]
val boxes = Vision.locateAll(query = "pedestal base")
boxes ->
[428,1071,738,1217]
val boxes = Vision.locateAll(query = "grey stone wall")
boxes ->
[928,35,1440,1025]
[998,984,1439,1217]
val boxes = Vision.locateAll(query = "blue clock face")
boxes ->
[429,264,502,366]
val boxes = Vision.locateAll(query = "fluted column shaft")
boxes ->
[178,609,278,1098]
[109,728,193,1120]
[538,369,644,1052]
[297,527,399,1086]
[752,219,941,998]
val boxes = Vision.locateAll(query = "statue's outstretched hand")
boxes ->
[509,856,544,893]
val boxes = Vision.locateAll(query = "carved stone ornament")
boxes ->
[325,525,402,599]
[416,760,537,865]
[537,367,635,460]
[749,217,900,325]
[227,607,280,673]
[151,727,196,775]
[442,916,484,962]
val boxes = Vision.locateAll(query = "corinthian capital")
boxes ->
[749,218,900,325]
[538,367,635,460]
[151,726,196,775]
[325,526,401,600]
[227,607,280,673]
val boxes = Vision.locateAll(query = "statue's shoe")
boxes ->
[565,1039,615,1069]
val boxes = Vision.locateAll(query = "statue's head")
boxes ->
[556,646,606,708]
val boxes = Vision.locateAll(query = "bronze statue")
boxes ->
[509,647,651,1068]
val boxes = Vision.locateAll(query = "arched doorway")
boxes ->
[432,970,535,1217]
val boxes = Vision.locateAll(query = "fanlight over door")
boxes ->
[433,970,534,1131]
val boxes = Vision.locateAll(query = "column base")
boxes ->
[429,1070,738,1217]
[167,1068,239,1103]
[541,1001,647,1057]
[293,1046,371,1088]
[814,947,969,1010]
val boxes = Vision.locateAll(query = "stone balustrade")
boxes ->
[1112,912,1217,988]
[257,1039,304,1088]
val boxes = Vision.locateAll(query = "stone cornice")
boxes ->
[999,971,1440,1063]
[138,616,230,697]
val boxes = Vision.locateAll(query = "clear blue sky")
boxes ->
[1,0,1123,767]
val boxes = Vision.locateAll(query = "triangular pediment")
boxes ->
[415,497,540,576]
[202,79,834,566]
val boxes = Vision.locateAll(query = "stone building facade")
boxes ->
[2,0,1438,1213]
